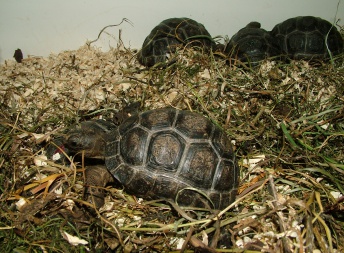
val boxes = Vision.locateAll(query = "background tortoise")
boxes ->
[65,107,239,209]
[270,16,344,60]
[137,18,216,67]
[224,22,280,65]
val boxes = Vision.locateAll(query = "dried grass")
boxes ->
[0,37,344,252]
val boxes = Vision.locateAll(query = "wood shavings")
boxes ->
[1,38,344,252]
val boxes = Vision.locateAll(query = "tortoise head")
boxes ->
[64,120,116,157]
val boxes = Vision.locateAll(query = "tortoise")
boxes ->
[137,18,216,67]
[224,22,280,65]
[270,16,343,60]
[64,107,239,209]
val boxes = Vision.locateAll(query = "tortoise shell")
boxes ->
[270,16,343,60]
[137,18,216,67]
[224,22,280,65]
[71,108,238,209]
[105,108,239,209]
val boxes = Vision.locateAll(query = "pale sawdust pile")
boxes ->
[0,41,344,252]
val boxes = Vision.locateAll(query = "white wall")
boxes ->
[0,0,343,63]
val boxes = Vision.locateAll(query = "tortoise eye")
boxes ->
[69,140,78,148]
[66,135,82,149]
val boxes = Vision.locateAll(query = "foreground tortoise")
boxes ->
[270,16,343,60]
[224,22,280,65]
[64,108,239,209]
[137,18,216,67]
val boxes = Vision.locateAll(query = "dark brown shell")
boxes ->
[224,22,280,65]
[105,108,239,209]
[137,18,216,67]
[270,16,343,60]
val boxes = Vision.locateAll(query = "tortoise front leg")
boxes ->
[84,165,114,208]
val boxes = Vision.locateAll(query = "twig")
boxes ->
[180,226,194,253]
[268,175,292,253]
[87,18,133,47]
